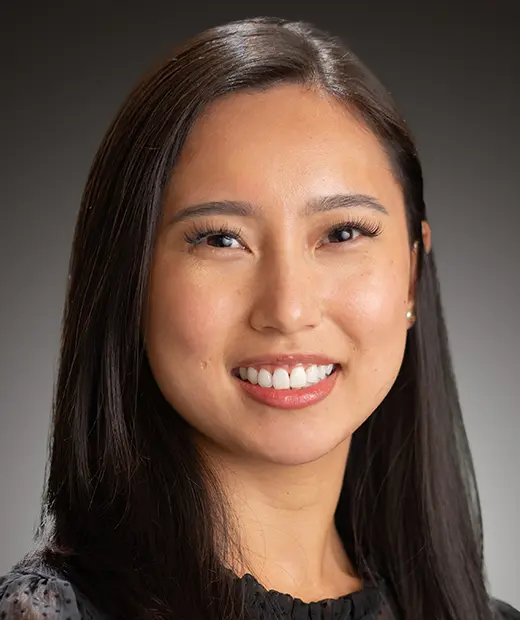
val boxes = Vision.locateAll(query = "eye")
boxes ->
[322,217,382,245]
[326,226,361,244]
[204,233,242,248]
[184,225,245,249]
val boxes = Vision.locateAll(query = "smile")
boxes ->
[232,364,341,410]
[233,363,338,389]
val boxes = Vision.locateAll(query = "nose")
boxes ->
[248,252,323,335]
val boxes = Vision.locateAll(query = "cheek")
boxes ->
[332,258,409,379]
[349,270,407,330]
[145,258,242,370]
[334,251,408,314]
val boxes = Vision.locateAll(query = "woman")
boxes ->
[0,16,518,620]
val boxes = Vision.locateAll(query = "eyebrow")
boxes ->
[166,192,389,226]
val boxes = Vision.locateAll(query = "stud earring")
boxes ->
[406,308,416,323]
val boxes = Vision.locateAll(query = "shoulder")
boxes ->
[0,564,106,620]
[0,568,83,619]
[491,597,520,620]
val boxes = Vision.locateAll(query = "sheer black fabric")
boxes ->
[1,559,518,619]
[233,571,387,619]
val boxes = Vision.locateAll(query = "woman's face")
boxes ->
[144,84,417,465]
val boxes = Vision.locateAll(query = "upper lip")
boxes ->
[233,354,340,368]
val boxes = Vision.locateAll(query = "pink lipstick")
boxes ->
[233,366,340,410]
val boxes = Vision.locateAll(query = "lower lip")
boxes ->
[233,369,340,410]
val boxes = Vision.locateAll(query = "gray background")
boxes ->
[1,0,518,608]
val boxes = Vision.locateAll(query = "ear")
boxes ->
[408,220,432,306]
[421,220,432,254]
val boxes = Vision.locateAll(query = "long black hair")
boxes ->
[22,16,496,620]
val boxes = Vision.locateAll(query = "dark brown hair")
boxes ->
[23,16,495,620]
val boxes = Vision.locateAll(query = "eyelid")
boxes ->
[182,214,383,249]
[325,215,383,237]
[183,221,246,247]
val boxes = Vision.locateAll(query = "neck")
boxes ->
[198,433,364,602]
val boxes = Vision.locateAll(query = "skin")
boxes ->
[144,83,431,602]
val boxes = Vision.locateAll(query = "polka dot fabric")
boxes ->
[236,572,386,619]
[0,569,107,620]
[1,561,518,619]
[0,570,82,619]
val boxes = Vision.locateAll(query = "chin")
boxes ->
[239,418,355,466]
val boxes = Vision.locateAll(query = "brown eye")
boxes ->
[325,226,361,244]
[321,218,383,246]
[205,234,241,248]
[184,225,245,248]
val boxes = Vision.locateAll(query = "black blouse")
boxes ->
[235,571,385,619]
[0,560,519,619]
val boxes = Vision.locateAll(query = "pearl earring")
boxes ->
[406,308,416,322]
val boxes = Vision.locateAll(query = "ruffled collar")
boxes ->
[233,571,384,620]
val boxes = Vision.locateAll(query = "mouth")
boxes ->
[231,363,342,410]
[231,363,341,389]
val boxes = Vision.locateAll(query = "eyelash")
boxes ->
[326,216,382,243]
[184,223,245,247]
[183,216,383,248]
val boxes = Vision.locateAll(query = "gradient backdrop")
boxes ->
[1,0,518,608]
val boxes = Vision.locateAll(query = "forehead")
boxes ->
[167,84,403,213]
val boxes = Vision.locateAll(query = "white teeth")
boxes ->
[272,368,290,389]
[237,364,336,389]
[257,368,273,388]
[305,365,319,384]
[290,367,307,388]
[247,367,258,384]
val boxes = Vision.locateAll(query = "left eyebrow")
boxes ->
[166,192,389,226]
[304,193,389,217]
